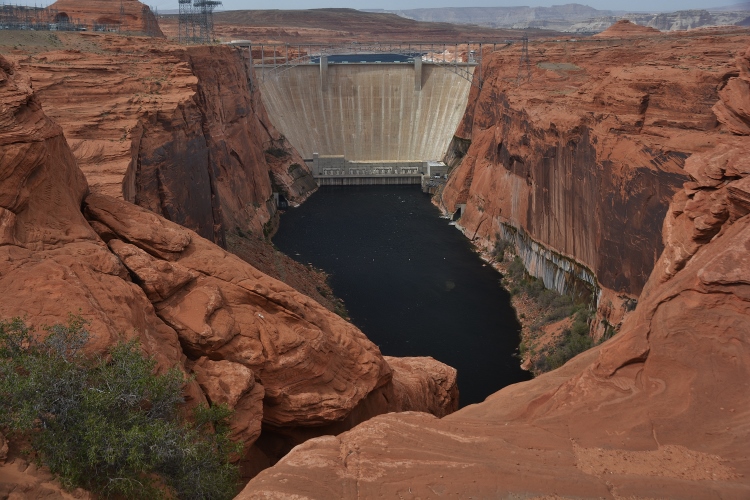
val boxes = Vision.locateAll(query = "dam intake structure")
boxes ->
[229,41,510,186]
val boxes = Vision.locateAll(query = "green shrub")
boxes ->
[506,256,527,281]
[0,316,240,499]
[522,278,545,299]
[492,239,510,262]
[501,256,599,375]
[535,316,593,372]
[542,294,575,323]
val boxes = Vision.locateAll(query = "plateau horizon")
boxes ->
[5,1,742,15]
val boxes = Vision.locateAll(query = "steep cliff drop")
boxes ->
[7,33,316,247]
[0,52,458,493]
[122,45,318,246]
[236,44,750,500]
[6,31,334,308]
[440,25,750,338]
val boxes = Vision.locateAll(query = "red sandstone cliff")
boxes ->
[0,52,458,491]
[8,33,316,248]
[121,44,317,245]
[49,0,163,36]
[440,26,750,335]
[236,44,750,500]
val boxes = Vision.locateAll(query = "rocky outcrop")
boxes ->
[237,46,750,499]
[440,27,750,335]
[592,19,660,37]
[0,431,93,498]
[714,46,750,135]
[84,192,392,428]
[123,45,317,246]
[49,0,163,36]
[0,52,457,485]
[11,34,316,247]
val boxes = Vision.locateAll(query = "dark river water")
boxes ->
[273,186,531,406]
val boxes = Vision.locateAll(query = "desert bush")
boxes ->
[492,239,510,262]
[505,256,527,281]
[0,316,240,499]
[535,308,593,372]
[501,256,601,374]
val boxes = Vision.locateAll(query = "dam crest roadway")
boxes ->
[229,41,509,185]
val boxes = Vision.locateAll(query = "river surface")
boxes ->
[273,186,531,406]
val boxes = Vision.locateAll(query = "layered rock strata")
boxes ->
[440,26,750,335]
[237,46,750,500]
[8,33,316,246]
[49,0,163,36]
[0,53,458,485]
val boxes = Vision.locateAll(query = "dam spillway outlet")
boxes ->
[256,62,473,166]
[309,154,449,186]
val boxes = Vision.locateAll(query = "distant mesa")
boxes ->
[593,19,660,38]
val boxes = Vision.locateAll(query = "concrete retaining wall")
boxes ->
[257,63,473,161]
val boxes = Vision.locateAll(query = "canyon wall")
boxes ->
[237,44,750,500]
[8,33,316,246]
[0,52,458,491]
[257,63,472,161]
[49,0,163,36]
[440,25,750,332]
[122,45,317,245]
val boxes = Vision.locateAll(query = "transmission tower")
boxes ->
[119,0,124,32]
[516,35,531,85]
[178,0,190,43]
[178,0,220,44]
[194,0,221,43]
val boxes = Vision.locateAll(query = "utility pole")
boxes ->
[119,0,124,33]
[516,35,531,85]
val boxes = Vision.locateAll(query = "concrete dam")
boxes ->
[254,56,474,185]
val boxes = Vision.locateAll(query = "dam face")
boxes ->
[256,63,473,166]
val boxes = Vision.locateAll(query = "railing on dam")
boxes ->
[227,40,513,88]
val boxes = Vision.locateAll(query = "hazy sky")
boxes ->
[19,0,742,14]
[162,0,738,13]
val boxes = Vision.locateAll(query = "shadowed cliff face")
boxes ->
[440,27,750,331]
[0,53,458,489]
[123,45,318,246]
[237,44,750,500]
[6,34,316,248]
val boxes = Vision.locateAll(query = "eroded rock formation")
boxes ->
[8,34,316,247]
[0,52,458,487]
[440,26,750,336]
[236,44,750,500]
[122,45,317,246]
[49,0,163,36]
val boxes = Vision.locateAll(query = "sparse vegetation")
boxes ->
[534,308,594,372]
[0,315,241,499]
[498,249,612,376]
[492,238,510,262]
